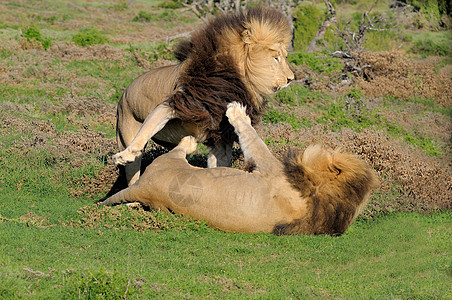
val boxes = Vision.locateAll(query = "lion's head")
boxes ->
[170,7,294,143]
[217,8,294,99]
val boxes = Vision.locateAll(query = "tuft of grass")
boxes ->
[72,28,109,47]
[273,84,331,106]
[132,10,155,22]
[110,0,128,11]
[23,25,52,50]
[263,110,311,129]
[158,0,184,9]
[132,10,188,23]
[317,89,381,131]
[62,268,139,299]
[411,38,451,57]
[288,52,343,74]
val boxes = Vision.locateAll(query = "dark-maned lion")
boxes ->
[113,7,294,185]
[103,103,378,235]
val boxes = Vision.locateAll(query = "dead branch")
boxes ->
[165,31,193,43]
[328,0,393,57]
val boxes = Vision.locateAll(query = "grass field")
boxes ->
[0,0,451,298]
[1,212,450,298]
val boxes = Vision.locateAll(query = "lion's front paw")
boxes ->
[112,149,140,165]
[178,136,198,154]
[226,102,251,125]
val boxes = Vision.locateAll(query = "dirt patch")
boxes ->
[19,212,55,228]
[48,42,126,62]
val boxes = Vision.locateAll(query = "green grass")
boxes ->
[1,137,449,298]
[72,28,109,47]
[407,31,452,57]
[269,87,444,156]
[316,91,443,156]
[262,110,311,129]
[288,52,343,74]
[22,25,52,50]
[0,210,450,298]
[273,84,331,106]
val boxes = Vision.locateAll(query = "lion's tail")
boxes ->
[277,145,378,235]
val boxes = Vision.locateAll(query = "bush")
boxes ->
[158,0,184,9]
[133,10,179,23]
[292,4,324,52]
[72,28,109,47]
[407,0,450,29]
[23,25,52,50]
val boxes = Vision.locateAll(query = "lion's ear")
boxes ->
[241,29,255,44]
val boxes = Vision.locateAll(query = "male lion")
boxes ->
[113,7,294,185]
[103,103,378,235]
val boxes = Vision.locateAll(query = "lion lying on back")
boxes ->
[103,103,378,235]
[113,7,294,186]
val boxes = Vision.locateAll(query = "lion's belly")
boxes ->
[152,119,206,147]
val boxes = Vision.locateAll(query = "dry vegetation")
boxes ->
[355,50,452,106]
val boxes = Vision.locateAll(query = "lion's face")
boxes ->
[243,42,294,97]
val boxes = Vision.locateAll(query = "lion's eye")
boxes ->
[274,57,280,62]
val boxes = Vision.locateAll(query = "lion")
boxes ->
[103,102,378,235]
[113,7,294,186]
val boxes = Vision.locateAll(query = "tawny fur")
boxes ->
[104,103,378,236]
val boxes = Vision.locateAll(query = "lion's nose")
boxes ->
[287,70,295,83]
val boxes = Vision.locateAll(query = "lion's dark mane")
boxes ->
[166,8,277,145]
[273,149,377,236]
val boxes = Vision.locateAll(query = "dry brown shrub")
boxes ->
[68,164,119,198]
[19,37,44,51]
[50,92,116,120]
[18,212,54,228]
[1,114,116,157]
[354,51,452,106]
[63,204,205,232]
